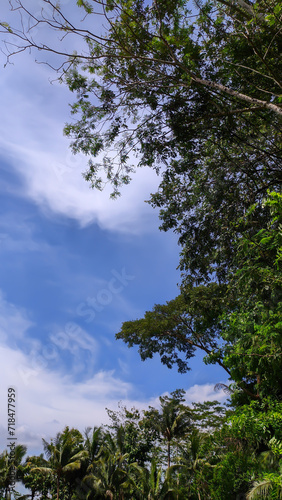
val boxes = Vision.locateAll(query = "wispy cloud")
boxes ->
[0,294,133,452]
[0,292,33,345]
[0,50,160,234]
[0,340,134,453]
[0,294,227,457]
[0,214,51,254]
[184,383,227,404]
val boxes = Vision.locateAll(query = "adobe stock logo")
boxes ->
[76,268,134,323]
[17,267,135,385]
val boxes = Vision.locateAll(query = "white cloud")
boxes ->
[0,340,134,455]
[146,383,228,411]
[0,47,161,235]
[0,293,138,455]
[184,383,227,404]
[0,293,129,453]
[0,293,227,458]
[49,324,99,356]
[0,292,33,344]
[0,214,51,254]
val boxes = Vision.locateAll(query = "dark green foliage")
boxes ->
[116,282,229,374]
[221,192,282,402]
[33,426,87,500]
[0,445,27,500]
[117,192,282,404]
[3,0,281,284]
[61,0,282,283]
[211,398,282,499]
[19,454,53,500]
[2,2,282,498]
[2,394,281,499]
[106,405,157,466]
[210,449,257,500]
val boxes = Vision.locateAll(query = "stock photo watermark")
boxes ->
[17,268,134,385]
[76,268,135,322]
[7,387,17,497]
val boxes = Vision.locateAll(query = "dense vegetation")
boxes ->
[1,0,281,498]
[1,387,282,499]
[1,192,281,499]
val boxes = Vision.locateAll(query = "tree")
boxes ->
[174,429,215,500]
[82,440,135,499]
[116,282,229,373]
[83,426,105,469]
[134,458,177,500]
[19,454,53,500]
[220,191,282,402]
[1,0,281,285]
[190,401,228,432]
[209,398,282,499]
[106,405,157,466]
[143,390,192,469]
[0,445,27,500]
[117,191,282,403]
[34,426,87,500]
[247,476,282,500]
[210,447,257,500]
[229,399,282,453]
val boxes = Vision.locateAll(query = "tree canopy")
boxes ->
[117,192,282,403]
[1,3,282,497]
[1,0,282,284]
[3,395,282,499]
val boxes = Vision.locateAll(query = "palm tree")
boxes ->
[135,459,177,500]
[84,427,104,466]
[0,444,27,499]
[161,407,190,469]
[178,429,208,472]
[18,453,51,500]
[82,449,132,499]
[33,426,87,500]
[175,429,210,500]
[247,438,282,499]
[145,390,191,469]
[247,474,282,499]
[82,427,139,499]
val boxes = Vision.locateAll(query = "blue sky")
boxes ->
[0,0,227,457]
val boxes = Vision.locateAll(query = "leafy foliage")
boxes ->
[64,0,282,283]
[0,445,26,500]
[1,392,281,499]
[116,282,229,374]
[1,2,282,498]
[2,0,282,284]
[117,191,282,404]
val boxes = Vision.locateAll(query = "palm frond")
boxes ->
[247,478,282,499]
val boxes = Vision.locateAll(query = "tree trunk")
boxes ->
[167,440,171,469]
[57,475,60,500]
